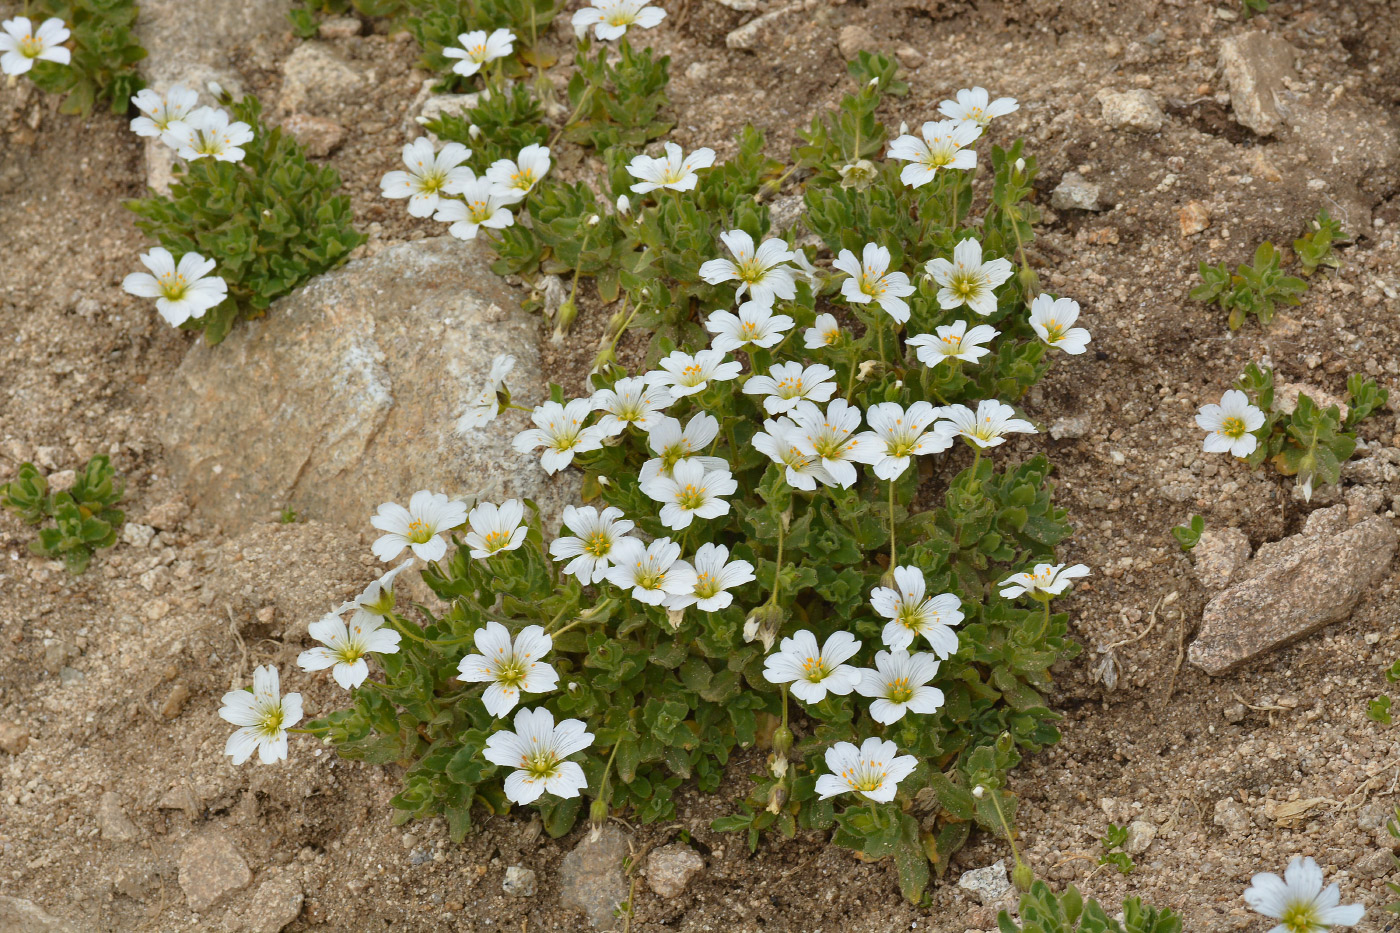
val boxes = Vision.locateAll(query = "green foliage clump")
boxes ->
[1191,241,1308,330]
[1098,823,1134,874]
[1233,363,1388,499]
[1,456,125,574]
[564,40,673,150]
[1293,208,1345,276]
[407,0,557,87]
[1170,514,1204,551]
[28,0,146,116]
[421,82,548,166]
[999,882,1182,933]
[126,93,365,345]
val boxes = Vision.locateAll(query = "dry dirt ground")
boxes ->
[3,0,1400,930]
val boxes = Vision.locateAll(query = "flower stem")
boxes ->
[384,610,430,646]
[984,784,1029,880]
[887,479,898,566]
[548,84,593,149]
[768,515,787,605]
[844,353,860,402]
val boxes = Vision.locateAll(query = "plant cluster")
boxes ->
[0,455,125,574]
[1169,514,1203,551]
[1293,208,1346,277]
[1097,823,1134,875]
[1191,241,1308,331]
[1,1,145,115]
[124,88,365,343]
[998,882,1179,933]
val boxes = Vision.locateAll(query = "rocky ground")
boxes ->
[3,0,1400,930]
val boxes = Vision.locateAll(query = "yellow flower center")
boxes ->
[799,655,830,683]
[407,519,434,544]
[158,273,189,301]
[584,531,611,557]
[1220,416,1246,438]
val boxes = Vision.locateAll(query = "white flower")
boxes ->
[335,558,416,616]
[512,399,607,474]
[743,361,837,415]
[605,537,697,606]
[162,106,254,163]
[938,87,1019,127]
[926,239,1014,317]
[855,650,946,724]
[762,629,862,704]
[814,737,917,803]
[698,230,797,307]
[852,401,954,481]
[435,176,515,240]
[639,413,729,485]
[907,321,999,367]
[590,376,673,436]
[626,141,715,194]
[938,399,1037,448]
[664,543,754,611]
[870,566,962,655]
[370,490,468,562]
[705,301,795,353]
[888,119,981,189]
[999,562,1090,599]
[572,0,667,41]
[130,85,199,138]
[121,247,228,328]
[834,243,916,324]
[1244,856,1365,933]
[455,353,517,433]
[298,609,401,689]
[752,417,837,491]
[457,621,559,718]
[219,666,303,765]
[1028,294,1091,354]
[642,458,737,530]
[442,28,515,78]
[485,143,551,204]
[0,17,70,76]
[484,707,593,805]
[645,348,742,398]
[549,505,634,584]
[380,138,474,218]
[803,312,843,349]
[464,499,528,559]
[1196,389,1265,459]
[788,399,873,489]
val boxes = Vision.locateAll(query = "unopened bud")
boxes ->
[1017,264,1041,296]
[772,725,794,758]
[589,798,608,827]
[468,123,482,140]
[616,194,630,216]
[766,783,789,813]
[1012,860,1035,892]
[587,214,600,226]
[1014,157,1026,174]
[207,80,223,98]
[665,607,685,630]
[550,298,578,343]
[899,121,909,136]
[972,784,986,798]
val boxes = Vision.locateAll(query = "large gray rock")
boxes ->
[178,832,253,912]
[1189,504,1397,674]
[277,43,367,115]
[157,238,575,535]
[1218,32,1298,136]
[558,825,632,929]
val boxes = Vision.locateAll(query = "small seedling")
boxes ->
[1098,823,1135,874]
[1191,241,1308,330]
[1241,0,1269,16]
[1171,515,1204,551]
[998,881,1181,933]
[1293,208,1345,276]
[1,456,125,574]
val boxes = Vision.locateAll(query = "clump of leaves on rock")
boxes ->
[125,91,365,344]
[26,0,146,115]
[1233,363,1388,499]
[1,456,124,574]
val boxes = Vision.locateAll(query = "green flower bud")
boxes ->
[590,798,608,827]
[551,298,578,343]
[1012,860,1035,892]
[772,725,794,758]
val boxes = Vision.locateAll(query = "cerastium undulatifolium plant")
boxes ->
[1,0,146,115]
[0,455,124,575]
[209,7,1104,898]
[122,87,365,344]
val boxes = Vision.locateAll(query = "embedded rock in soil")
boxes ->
[957,860,1011,905]
[725,0,818,50]
[177,832,253,912]
[1095,88,1164,132]
[1188,504,1397,675]
[98,791,142,842]
[558,825,632,929]
[0,720,29,754]
[1050,173,1101,212]
[224,875,303,933]
[1276,382,1349,421]
[503,866,538,897]
[1191,527,1251,592]
[645,844,705,898]
[156,237,577,535]
[279,114,345,158]
[1123,819,1157,855]
[1218,32,1298,136]
[0,897,79,933]
[278,43,367,115]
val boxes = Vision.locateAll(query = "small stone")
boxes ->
[1218,32,1299,136]
[280,114,345,158]
[1178,200,1211,237]
[837,25,878,61]
[1223,702,1247,723]
[159,784,202,819]
[279,43,366,115]
[503,866,538,897]
[412,87,481,142]
[1049,414,1091,440]
[895,45,924,69]
[98,791,141,842]
[957,860,1012,905]
[318,15,362,38]
[0,721,29,755]
[713,0,762,8]
[121,523,156,549]
[1192,527,1251,591]
[35,446,61,470]
[1123,819,1156,855]
[1213,798,1251,835]
[178,833,253,912]
[1050,173,1102,212]
[46,470,76,493]
[59,666,84,686]
[161,683,192,719]
[234,876,303,933]
[645,844,705,898]
[725,1,806,50]
[558,825,632,928]
[1095,88,1164,132]
[142,497,190,530]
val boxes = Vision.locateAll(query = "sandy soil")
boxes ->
[3,0,1400,930]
